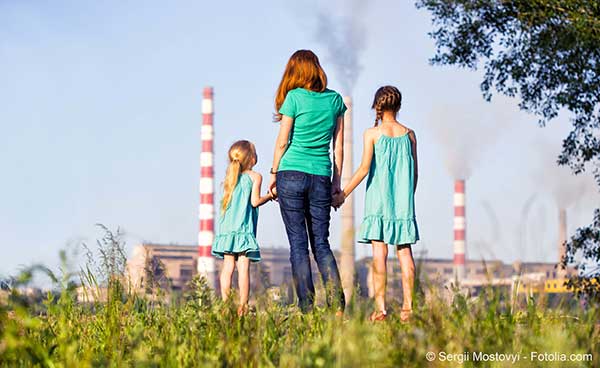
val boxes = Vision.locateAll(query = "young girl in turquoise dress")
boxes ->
[212,140,273,316]
[334,86,419,322]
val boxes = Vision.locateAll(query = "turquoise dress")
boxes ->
[212,173,261,262]
[358,130,420,245]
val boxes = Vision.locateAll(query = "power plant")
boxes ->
[123,85,576,302]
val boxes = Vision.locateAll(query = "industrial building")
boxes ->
[127,243,294,293]
[126,242,572,303]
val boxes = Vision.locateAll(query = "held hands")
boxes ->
[268,172,344,207]
[332,192,345,209]
[268,174,278,200]
[331,186,345,210]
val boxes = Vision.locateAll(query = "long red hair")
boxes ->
[274,50,328,121]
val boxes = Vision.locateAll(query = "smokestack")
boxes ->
[197,86,216,288]
[453,179,466,281]
[557,208,567,278]
[340,96,355,302]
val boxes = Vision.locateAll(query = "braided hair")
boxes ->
[371,86,402,126]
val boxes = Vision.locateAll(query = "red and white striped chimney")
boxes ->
[453,179,466,281]
[197,86,216,287]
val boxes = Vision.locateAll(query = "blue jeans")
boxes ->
[276,170,345,312]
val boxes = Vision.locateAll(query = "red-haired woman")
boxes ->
[269,50,346,313]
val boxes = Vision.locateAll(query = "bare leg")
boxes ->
[237,255,250,315]
[397,245,415,321]
[220,255,236,301]
[371,241,388,316]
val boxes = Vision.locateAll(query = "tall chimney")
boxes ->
[197,86,216,288]
[340,96,355,302]
[557,208,567,278]
[453,179,466,281]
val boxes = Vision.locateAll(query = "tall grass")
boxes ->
[1,228,598,367]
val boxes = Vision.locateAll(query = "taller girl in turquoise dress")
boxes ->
[212,140,273,316]
[358,126,420,245]
[335,86,419,323]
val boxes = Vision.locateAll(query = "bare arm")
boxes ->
[250,173,272,207]
[268,115,294,196]
[409,130,418,193]
[342,130,374,198]
[331,115,344,193]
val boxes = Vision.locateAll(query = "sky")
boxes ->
[1,0,598,279]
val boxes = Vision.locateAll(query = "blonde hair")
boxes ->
[221,140,257,213]
[274,50,328,121]
[372,86,402,126]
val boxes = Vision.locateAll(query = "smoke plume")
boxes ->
[533,140,596,209]
[312,0,367,95]
[426,96,516,179]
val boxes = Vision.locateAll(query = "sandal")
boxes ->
[400,309,412,323]
[369,310,387,322]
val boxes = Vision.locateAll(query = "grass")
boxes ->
[1,228,599,367]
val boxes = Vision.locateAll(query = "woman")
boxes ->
[269,50,346,313]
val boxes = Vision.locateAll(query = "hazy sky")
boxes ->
[1,0,598,278]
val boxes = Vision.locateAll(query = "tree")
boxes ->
[416,0,600,299]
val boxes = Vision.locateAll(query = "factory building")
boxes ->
[127,243,573,303]
[128,243,338,299]
[128,244,294,292]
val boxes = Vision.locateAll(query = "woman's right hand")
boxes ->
[268,173,278,199]
[332,192,345,209]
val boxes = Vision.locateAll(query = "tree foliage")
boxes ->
[416,0,600,299]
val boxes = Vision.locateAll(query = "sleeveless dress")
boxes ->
[358,129,420,245]
[212,173,261,262]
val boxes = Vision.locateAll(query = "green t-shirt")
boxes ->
[278,88,347,177]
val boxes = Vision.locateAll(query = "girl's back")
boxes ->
[219,173,258,235]
[376,120,410,138]
[359,122,419,245]
[213,173,260,262]
[212,140,268,263]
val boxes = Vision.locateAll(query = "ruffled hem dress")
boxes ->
[358,131,420,245]
[212,173,261,262]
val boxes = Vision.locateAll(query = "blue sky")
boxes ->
[1,0,598,277]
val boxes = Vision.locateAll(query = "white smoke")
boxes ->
[426,96,516,179]
[533,140,596,209]
[309,0,367,95]
[290,0,367,95]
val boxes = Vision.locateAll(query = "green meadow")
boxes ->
[1,232,598,367]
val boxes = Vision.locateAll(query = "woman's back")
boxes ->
[278,88,346,177]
